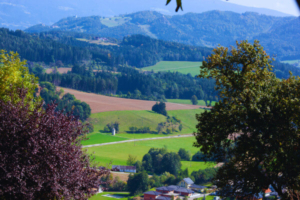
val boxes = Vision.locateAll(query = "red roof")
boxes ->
[264,189,272,194]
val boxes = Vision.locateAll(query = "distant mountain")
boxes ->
[25,10,300,60]
[0,0,293,30]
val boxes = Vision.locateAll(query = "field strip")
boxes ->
[83,134,194,148]
[147,65,201,71]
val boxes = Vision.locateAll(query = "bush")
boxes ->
[178,148,191,161]
[129,126,151,133]
[152,101,167,116]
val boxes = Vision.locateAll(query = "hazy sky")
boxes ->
[225,0,300,16]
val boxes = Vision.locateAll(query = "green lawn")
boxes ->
[90,192,129,200]
[142,61,203,76]
[85,137,214,172]
[81,134,128,146]
[181,161,215,174]
[83,109,205,145]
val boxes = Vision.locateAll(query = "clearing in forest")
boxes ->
[142,61,203,76]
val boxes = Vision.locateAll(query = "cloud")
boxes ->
[24,10,30,15]
[58,6,73,11]
[150,7,171,14]
[0,2,25,8]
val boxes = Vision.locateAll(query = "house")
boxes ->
[178,178,194,188]
[189,184,207,193]
[156,185,194,196]
[262,188,272,197]
[144,185,199,200]
[111,165,136,173]
[144,191,162,200]
[174,187,194,197]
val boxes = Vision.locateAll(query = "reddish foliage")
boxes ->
[0,90,108,200]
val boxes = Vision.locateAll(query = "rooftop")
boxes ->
[144,191,162,196]
[190,184,207,189]
[183,177,194,185]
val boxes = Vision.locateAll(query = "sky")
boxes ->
[224,0,300,16]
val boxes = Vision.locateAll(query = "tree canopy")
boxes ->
[0,50,40,108]
[194,40,300,199]
[0,89,106,199]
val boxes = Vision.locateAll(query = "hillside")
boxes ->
[25,10,300,60]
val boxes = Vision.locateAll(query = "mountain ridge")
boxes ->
[0,0,294,30]
[24,10,300,60]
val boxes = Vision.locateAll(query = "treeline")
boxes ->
[1,28,300,80]
[0,28,91,64]
[39,81,91,121]
[39,32,212,68]
[34,64,218,102]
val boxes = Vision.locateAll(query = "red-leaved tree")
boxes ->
[0,90,108,200]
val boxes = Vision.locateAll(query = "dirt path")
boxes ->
[83,134,194,148]
[57,87,208,113]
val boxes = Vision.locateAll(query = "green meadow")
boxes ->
[83,109,204,145]
[167,99,216,106]
[90,192,129,200]
[85,137,214,172]
[142,61,203,76]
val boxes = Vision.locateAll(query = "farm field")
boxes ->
[142,61,203,76]
[83,109,204,145]
[90,192,129,200]
[56,87,202,113]
[85,137,214,172]
[45,67,71,74]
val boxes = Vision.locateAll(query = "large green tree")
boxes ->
[194,40,300,199]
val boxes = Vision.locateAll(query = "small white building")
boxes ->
[98,186,103,193]
[112,128,116,136]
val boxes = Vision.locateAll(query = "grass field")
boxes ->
[90,192,129,200]
[85,137,214,172]
[142,61,203,76]
[83,109,204,145]
[167,99,217,106]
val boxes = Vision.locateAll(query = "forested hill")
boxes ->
[25,10,300,60]
[0,28,211,68]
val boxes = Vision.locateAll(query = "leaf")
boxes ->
[166,0,172,5]
[176,0,183,12]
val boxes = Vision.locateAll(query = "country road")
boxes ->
[83,134,194,148]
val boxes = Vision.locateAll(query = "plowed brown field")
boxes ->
[57,87,206,113]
